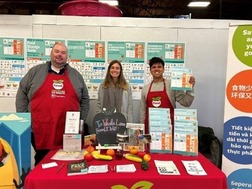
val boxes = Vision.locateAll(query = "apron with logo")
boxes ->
[145,79,174,134]
[31,69,79,149]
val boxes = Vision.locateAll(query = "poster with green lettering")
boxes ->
[26,38,65,69]
[67,40,106,99]
[107,41,145,100]
[0,37,25,97]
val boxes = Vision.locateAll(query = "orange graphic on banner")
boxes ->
[135,44,144,58]
[95,43,104,58]
[226,70,252,113]
[13,40,23,55]
[186,135,190,152]
[161,133,165,149]
[174,45,183,59]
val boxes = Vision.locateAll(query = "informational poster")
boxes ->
[0,37,25,97]
[222,24,252,189]
[26,38,65,70]
[0,38,187,99]
[146,42,185,84]
[107,41,145,100]
[170,67,193,90]
[67,40,106,99]
[173,109,198,156]
[149,108,173,154]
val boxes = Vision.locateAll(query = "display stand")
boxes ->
[173,109,198,156]
[95,143,122,150]
[149,108,173,154]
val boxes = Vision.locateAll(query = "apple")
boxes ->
[143,154,151,162]
[137,151,146,158]
[84,153,94,162]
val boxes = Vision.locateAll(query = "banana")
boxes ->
[93,153,113,160]
[91,150,100,155]
[124,153,142,162]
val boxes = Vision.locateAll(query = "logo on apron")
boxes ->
[53,80,64,90]
[52,80,65,98]
[152,96,161,107]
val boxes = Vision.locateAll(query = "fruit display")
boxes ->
[82,145,151,171]
[141,160,149,170]
[84,153,94,162]
[85,145,95,153]
[143,154,151,162]
[124,153,143,162]
[123,149,152,171]
[92,153,113,160]
[106,149,115,156]
[129,147,138,155]
[137,151,146,158]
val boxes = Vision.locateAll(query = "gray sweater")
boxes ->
[140,79,194,123]
[15,61,90,121]
[97,84,133,123]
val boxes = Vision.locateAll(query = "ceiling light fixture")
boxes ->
[188,1,210,7]
[99,0,118,6]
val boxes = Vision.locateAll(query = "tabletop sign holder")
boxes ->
[149,108,173,154]
[93,108,126,148]
[173,109,198,156]
[63,111,82,152]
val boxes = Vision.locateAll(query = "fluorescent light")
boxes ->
[188,1,210,7]
[99,0,118,6]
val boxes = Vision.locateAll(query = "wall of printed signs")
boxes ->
[0,38,185,100]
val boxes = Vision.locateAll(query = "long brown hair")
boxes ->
[102,60,128,90]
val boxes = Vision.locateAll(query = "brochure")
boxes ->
[154,160,180,175]
[182,160,207,175]
[88,165,108,174]
[149,108,173,154]
[116,164,136,173]
[171,67,193,90]
[173,108,198,156]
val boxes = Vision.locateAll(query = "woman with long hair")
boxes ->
[97,60,133,122]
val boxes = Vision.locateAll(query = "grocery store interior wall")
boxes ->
[1,15,251,143]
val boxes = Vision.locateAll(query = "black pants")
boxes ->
[31,132,50,166]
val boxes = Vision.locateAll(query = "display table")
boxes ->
[24,150,227,189]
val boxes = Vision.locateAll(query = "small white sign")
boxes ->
[65,111,80,134]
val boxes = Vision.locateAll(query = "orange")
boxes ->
[143,154,151,162]
[129,147,138,155]
[106,149,115,156]
[85,145,95,153]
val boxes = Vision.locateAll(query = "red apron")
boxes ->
[31,69,79,150]
[145,79,174,134]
